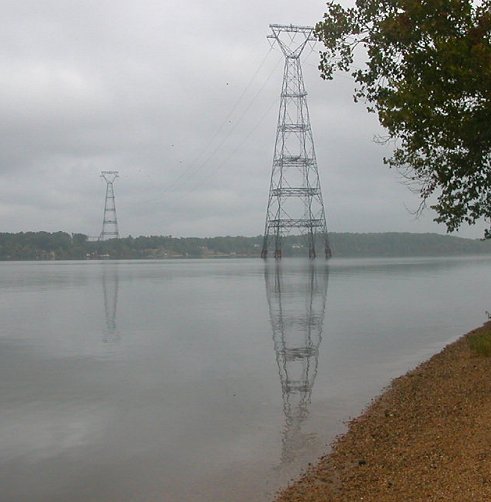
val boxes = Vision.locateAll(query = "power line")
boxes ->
[160,51,282,194]
[132,49,282,207]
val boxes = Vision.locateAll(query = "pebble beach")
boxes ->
[276,321,491,502]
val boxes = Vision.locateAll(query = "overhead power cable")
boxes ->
[135,47,282,207]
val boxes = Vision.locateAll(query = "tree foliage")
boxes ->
[316,0,491,236]
[0,231,489,260]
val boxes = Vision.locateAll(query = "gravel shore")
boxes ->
[276,322,491,502]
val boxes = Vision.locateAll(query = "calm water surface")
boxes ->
[1,257,490,501]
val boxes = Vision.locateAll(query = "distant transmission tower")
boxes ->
[261,24,331,259]
[99,171,120,241]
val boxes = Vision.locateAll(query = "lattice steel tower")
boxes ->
[99,171,120,241]
[261,24,331,259]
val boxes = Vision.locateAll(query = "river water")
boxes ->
[0,256,490,501]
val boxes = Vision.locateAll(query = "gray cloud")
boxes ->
[0,0,486,238]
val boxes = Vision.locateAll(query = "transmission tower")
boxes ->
[99,171,120,241]
[261,24,331,259]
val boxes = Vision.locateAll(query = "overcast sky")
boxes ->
[0,0,486,238]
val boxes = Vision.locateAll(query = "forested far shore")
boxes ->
[0,231,490,260]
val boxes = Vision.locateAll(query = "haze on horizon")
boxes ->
[0,0,487,239]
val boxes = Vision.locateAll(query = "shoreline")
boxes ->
[275,321,491,501]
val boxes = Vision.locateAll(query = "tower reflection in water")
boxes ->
[102,263,120,342]
[265,262,328,464]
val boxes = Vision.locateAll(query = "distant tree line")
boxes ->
[0,231,490,260]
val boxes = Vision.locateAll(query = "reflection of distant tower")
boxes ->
[265,263,328,463]
[102,264,120,342]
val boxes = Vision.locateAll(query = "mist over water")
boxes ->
[0,257,490,501]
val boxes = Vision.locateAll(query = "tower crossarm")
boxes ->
[100,170,119,183]
[280,124,310,132]
[281,92,307,98]
[268,219,326,229]
[269,24,315,36]
[274,156,315,167]
[268,24,315,59]
[271,188,320,197]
